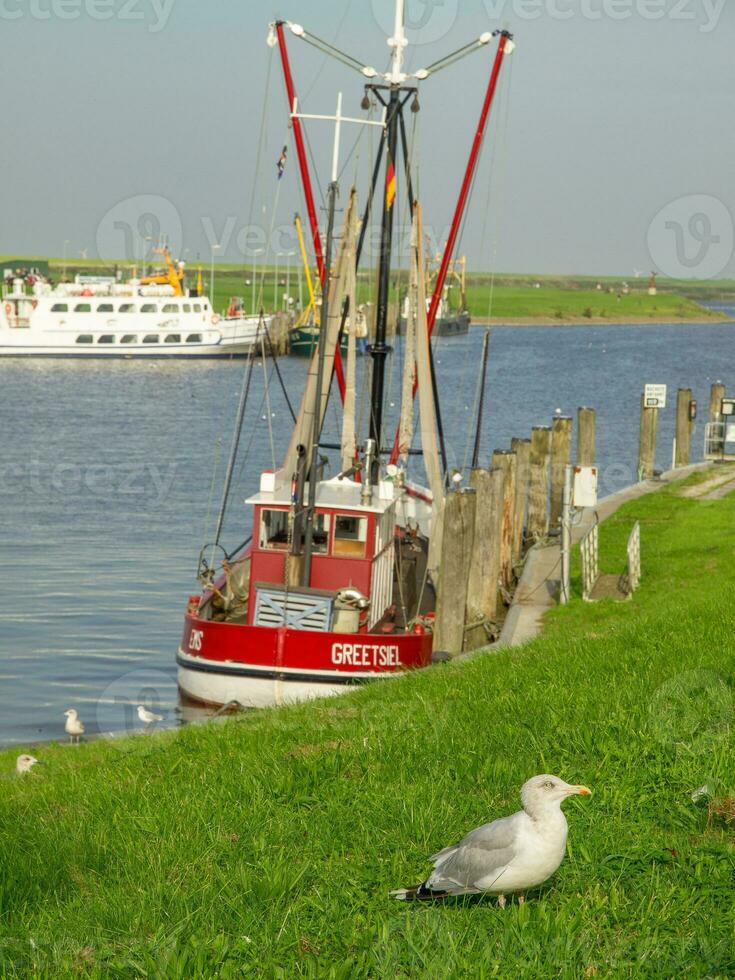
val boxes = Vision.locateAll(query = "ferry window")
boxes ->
[97,335,114,344]
[119,303,135,313]
[162,303,178,313]
[74,303,92,313]
[164,334,181,344]
[120,334,137,344]
[140,303,157,313]
[97,303,113,313]
[333,514,368,558]
[186,333,202,343]
[142,334,159,344]
[193,304,201,313]
[75,334,93,344]
[51,303,68,313]
[182,303,191,313]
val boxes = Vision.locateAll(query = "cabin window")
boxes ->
[186,333,202,343]
[164,334,181,344]
[333,514,368,559]
[140,303,157,313]
[182,303,191,313]
[74,303,92,313]
[259,509,329,553]
[120,334,137,344]
[97,335,114,344]
[142,334,159,344]
[119,303,135,313]
[193,304,201,313]
[97,303,113,313]
[51,303,68,313]
[75,334,93,344]
[162,303,178,313]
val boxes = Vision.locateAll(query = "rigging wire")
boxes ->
[260,332,277,473]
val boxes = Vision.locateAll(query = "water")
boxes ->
[1,316,733,747]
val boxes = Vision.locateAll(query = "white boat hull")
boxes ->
[176,648,381,709]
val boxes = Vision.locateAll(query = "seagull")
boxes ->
[390,774,591,906]
[16,754,39,775]
[64,708,85,744]
[137,705,164,728]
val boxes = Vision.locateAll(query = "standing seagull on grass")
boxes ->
[391,775,591,906]
[16,754,39,775]
[137,705,164,730]
[64,709,85,744]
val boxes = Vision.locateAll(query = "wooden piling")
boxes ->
[576,407,597,467]
[675,388,693,468]
[510,437,531,562]
[465,467,504,650]
[491,450,517,588]
[638,395,658,480]
[550,416,573,529]
[709,382,726,455]
[527,426,552,541]
[433,489,477,657]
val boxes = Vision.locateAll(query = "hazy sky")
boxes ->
[2,0,734,277]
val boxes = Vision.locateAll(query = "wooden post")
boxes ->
[527,426,552,541]
[465,468,504,650]
[675,387,693,468]
[510,437,531,562]
[491,450,517,588]
[638,394,658,480]
[709,382,726,456]
[433,489,477,657]
[550,416,573,530]
[576,407,596,467]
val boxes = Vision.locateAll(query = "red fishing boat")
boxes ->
[178,3,515,708]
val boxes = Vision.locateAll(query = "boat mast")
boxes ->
[368,0,409,476]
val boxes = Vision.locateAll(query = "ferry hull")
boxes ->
[178,613,433,709]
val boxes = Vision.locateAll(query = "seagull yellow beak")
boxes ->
[572,785,591,796]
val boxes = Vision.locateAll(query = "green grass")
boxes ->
[2,476,735,976]
[6,256,727,322]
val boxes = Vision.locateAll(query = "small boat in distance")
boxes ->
[398,255,470,337]
[0,247,269,358]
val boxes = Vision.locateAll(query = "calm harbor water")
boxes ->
[1,315,733,748]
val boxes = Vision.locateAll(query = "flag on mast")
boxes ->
[385,155,396,211]
[277,145,288,180]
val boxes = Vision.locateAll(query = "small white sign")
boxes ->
[644,384,667,409]
[726,424,735,443]
[573,467,598,508]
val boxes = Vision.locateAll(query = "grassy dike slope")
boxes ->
[1,476,735,977]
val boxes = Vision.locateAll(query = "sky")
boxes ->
[1,0,734,278]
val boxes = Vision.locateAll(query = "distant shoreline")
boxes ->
[471,313,733,327]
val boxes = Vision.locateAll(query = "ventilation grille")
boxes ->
[254,588,334,632]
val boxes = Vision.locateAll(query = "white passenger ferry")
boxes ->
[0,264,267,359]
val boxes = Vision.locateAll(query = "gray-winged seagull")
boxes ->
[137,705,164,728]
[16,754,39,775]
[391,774,591,905]
[64,709,85,744]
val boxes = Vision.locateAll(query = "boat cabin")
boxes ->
[245,475,398,633]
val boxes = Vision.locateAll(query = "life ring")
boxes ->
[3,302,12,317]
[212,313,221,325]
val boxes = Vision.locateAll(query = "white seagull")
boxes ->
[16,754,39,775]
[64,708,85,744]
[137,705,164,728]
[391,774,591,906]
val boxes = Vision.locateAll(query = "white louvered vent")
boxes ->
[254,587,334,632]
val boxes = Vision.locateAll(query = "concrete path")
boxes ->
[497,462,711,649]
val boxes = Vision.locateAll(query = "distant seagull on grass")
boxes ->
[64,709,85,744]
[137,705,164,730]
[16,754,39,776]
[391,775,591,906]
